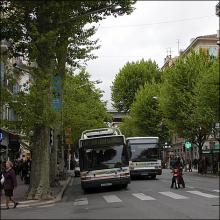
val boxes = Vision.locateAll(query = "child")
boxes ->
[170,167,179,189]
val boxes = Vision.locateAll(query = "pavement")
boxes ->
[0,171,72,209]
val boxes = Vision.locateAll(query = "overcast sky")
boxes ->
[85,1,219,109]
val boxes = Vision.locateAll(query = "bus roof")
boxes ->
[81,127,122,139]
[126,137,159,140]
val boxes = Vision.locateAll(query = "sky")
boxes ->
[85,1,219,110]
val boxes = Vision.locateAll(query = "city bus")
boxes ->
[126,137,162,179]
[79,128,131,192]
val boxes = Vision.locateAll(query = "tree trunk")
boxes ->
[50,128,58,187]
[27,126,52,200]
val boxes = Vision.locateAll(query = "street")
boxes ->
[1,169,219,219]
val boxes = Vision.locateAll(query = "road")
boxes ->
[1,169,219,219]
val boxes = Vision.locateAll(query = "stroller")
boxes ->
[170,168,179,189]
[170,167,185,189]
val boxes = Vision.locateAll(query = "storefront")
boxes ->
[202,142,220,174]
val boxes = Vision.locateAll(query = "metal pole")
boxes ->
[68,144,71,171]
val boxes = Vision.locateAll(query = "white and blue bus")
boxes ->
[126,137,162,179]
[79,128,131,192]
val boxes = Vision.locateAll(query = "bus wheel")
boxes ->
[151,175,156,179]
[121,184,128,189]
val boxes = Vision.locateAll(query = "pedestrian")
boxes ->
[188,159,192,172]
[170,166,179,189]
[177,166,185,188]
[0,160,6,197]
[2,160,19,209]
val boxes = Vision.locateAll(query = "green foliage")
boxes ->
[63,69,111,145]
[120,83,170,144]
[111,59,161,112]
[160,51,219,147]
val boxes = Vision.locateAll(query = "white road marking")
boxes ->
[103,195,122,203]
[73,198,88,206]
[159,191,188,199]
[38,204,55,208]
[186,191,219,198]
[186,186,195,189]
[1,200,55,208]
[132,193,156,200]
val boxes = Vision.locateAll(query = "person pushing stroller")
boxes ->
[170,157,185,189]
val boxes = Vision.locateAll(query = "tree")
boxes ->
[119,83,170,144]
[160,51,219,161]
[63,70,111,146]
[1,0,136,199]
[111,59,161,112]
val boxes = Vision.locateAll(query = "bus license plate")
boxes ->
[101,183,112,187]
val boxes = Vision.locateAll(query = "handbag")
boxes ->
[1,174,5,185]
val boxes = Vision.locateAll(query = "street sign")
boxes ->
[185,141,192,149]
[52,75,62,111]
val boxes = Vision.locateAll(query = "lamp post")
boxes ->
[163,142,171,168]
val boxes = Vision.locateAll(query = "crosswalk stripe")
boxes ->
[159,191,188,199]
[1,199,55,209]
[38,204,55,208]
[73,198,88,206]
[132,193,155,200]
[186,191,219,198]
[186,186,195,189]
[103,195,122,203]
[213,190,219,193]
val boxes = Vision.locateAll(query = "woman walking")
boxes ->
[3,160,19,209]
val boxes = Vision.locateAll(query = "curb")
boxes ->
[54,176,72,202]
[183,171,219,178]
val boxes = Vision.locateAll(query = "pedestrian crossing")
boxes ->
[1,188,218,209]
[72,189,219,206]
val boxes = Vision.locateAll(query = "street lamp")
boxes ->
[163,142,171,168]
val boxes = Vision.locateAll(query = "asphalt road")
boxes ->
[1,169,219,219]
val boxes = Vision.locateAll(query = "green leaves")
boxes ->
[111,59,161,112]
[160,51,219,147]
[63,70,111,145]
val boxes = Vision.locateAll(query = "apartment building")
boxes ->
[0,40,30,161]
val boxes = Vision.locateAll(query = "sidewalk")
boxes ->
[0,174,71,209]
[183,169,219,178]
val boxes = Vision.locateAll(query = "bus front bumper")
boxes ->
[130,168,162,177]
[81,176,131,189]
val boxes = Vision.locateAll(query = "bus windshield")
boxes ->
[129,143,160,162]
[82,144,128,171]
